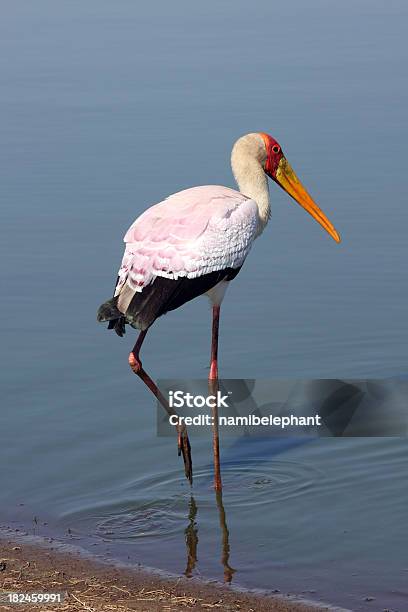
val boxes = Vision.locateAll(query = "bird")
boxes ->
[97,132,341,489]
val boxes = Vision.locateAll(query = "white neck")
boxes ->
[231,133,270,234]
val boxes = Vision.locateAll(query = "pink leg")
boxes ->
[129,330,193,484]
[209,305,220,381]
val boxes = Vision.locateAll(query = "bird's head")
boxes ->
[258,132,340,243]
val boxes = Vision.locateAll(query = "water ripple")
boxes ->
[60,458,321,541]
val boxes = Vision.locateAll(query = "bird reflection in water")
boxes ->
[184,492,235,583]
[215,490,236,583]
[184,496,198,578]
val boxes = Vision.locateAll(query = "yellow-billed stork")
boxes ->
[97,132,340,489]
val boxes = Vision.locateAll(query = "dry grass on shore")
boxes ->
[0,539,325,612]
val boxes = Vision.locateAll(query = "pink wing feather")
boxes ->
[115,185,259,295]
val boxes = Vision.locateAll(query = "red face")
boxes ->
[259,132,284,179]
[257,131,341,243]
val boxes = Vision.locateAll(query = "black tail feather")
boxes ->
[97,266,243,338]
[97,297,126,337]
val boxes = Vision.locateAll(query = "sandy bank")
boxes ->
[0,536,335,612]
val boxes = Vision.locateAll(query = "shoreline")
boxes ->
[0,530,343,612]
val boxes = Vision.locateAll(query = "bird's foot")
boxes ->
[128,352,142,374]
[177,425,193,485]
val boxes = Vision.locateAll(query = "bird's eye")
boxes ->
[272,145,280,154]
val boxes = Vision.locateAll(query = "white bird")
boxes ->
[98,132,340,488]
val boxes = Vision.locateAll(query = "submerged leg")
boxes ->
[128,330,193,484]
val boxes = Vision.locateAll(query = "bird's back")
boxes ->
[98,185,259,333]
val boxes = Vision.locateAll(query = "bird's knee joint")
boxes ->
[128,352,142,373]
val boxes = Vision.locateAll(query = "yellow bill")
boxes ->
[275,157,341,243]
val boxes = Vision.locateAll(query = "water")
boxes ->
[1,1,407,610]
